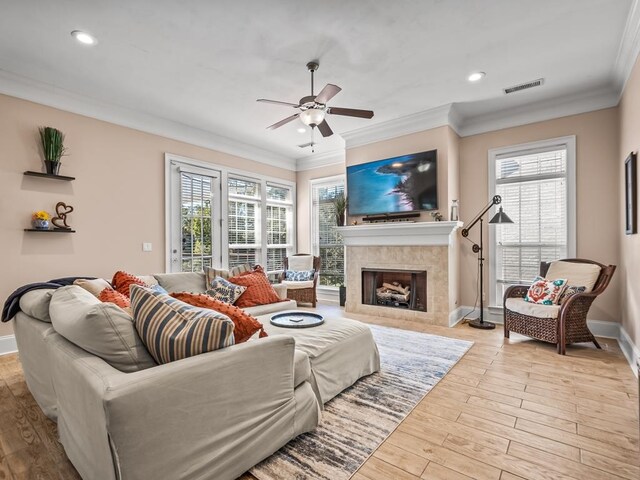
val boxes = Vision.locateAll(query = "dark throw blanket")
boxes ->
[2,276,96,322]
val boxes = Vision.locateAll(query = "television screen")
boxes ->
[347,150,437,216]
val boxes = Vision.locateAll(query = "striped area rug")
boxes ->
[249,324,473,480]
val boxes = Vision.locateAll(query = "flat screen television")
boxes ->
[347,149,438,216]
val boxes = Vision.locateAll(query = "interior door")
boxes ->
[168,160,221,272]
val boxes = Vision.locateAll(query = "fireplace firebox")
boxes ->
[361,268,427,311]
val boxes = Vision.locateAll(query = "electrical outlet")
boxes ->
[142,242,152,252]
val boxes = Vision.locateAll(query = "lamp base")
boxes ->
[468,318,496,330]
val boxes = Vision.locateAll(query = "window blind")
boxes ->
[228,178,261,268]
[312,180,345,287]
[180,172,214,272]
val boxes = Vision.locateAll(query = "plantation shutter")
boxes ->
[227,177,261,268]
[180,171,214,272]
[312,179,345,287]
[266,184,293,271]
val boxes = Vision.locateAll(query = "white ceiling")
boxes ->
[0,0,634,166]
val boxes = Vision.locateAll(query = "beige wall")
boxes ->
[619,55,640,349]
[296,163,346,253]
[0,94,294,336]
[459,108,620,322]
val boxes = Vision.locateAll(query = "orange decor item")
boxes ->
[111,271,148,297]
[170,292,267,343]
[99,288,131,309]
[229,268,282,308]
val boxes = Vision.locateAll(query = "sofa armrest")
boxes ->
[48,333,302,480]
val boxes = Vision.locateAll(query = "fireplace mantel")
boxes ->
[337,221,463,247]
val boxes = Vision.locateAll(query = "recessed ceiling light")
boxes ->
[71,30,97,46]
[297,127,306,133]
[468,72,486,82]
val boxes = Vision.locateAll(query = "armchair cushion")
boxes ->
[506,297,561,319]
[288,255,314,271]
[285,269,315,281]
[282,280,314,290]
[546,261,600,292]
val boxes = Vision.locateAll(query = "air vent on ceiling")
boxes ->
[503,78,544,94]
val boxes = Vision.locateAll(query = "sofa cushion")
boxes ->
[170,292,267,343]
[288,255,314,272]
[546,261,600,293]
[73,278,112,297]
[153,272,207,294]
[230,269,281,308]
[285,269,315,281]
[135,275,159,287]
[49,286,156,373]
[206,276,246,304]
[112,271,149,297]
[293,349,311,388]
[19,289,55,323]
[282,280,314,290]
[272,283,287,300]
[131,285,235,364]
[506,297,561,318]
[99,288,131,309]
[524,277,567,305]
[243,299,297,317]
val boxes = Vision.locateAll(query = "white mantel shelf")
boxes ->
[337,221,463,247]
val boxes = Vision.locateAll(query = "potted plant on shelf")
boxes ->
[333,192,347,227]
[39,126,68,175]
[31,211,51,230]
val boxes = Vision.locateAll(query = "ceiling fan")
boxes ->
[257,61,374,140]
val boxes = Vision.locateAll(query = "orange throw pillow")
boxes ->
[229,267,281,308]
[112,271,148,298]
[99,288,131,309]
[170,292,267,343]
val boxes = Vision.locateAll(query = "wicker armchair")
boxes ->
[504,258,616,355]
[280,254,321,307]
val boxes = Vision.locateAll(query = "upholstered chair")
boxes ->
[280,254,321,307]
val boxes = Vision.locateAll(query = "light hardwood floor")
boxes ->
[0,304,637,480]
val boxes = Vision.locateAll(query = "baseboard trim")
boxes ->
[0,335,17,356]
[618,326,640,378]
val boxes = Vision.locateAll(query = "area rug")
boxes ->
[249,324,473,480]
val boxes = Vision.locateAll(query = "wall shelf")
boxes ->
[24,171,75,181]
[24,228,76,233]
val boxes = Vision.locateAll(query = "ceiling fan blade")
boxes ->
[314,84,342,104]
[328,107,374,119]
[267,114,299,130]
[257,99,300,108]
[317,120,333,137]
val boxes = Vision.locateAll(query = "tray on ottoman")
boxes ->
[270,311,324,328]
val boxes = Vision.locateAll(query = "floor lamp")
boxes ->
[461,195,513,330]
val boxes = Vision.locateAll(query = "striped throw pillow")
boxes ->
[130,285,235,364]
[205,263,253,287]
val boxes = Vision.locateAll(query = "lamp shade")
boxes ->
[299,108,326,126]
[489,206,513,224]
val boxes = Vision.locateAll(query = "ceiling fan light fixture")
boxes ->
[71,30,97,45]
[468,71,486,82]
[299,108,326,126]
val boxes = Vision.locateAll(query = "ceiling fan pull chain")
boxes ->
[310,68,314,96]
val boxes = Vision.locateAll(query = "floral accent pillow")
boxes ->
[524,276,568,305]
[206,276,247,304]
[285,269,315,281]
[559,285,586,304]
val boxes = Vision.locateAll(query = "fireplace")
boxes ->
[362,268,427,311]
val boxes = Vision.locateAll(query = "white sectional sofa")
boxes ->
[12,271,380,480]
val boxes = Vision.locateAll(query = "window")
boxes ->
[266,184,293,271]
[179,171,215,272]
[311,176,345,287]
[227,178,261,268]
[489,137,576,307]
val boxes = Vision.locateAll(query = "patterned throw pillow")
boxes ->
[130,285,235,364]
[111,271,149,298]
[171,292,267,343]
[285,269,315,281]
[229,267,282,308]
[205,264,252,287]
[524,276,568,305]
[98,288,131,309]
[207,276,247,304]
[559,285,587,304]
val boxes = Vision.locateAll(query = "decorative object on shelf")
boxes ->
[625,152,637,235]
[450,199,459,221]
[461,195,514,330]
[430,211,444,221]
[39,126,68,176]
[333,192,347,227]
[51,202,74,230]
[31,211,50,230]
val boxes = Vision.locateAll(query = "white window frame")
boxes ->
[310,174,346,292]
[165,153,296,273]
[487,136,576,310]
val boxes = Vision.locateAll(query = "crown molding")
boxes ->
[295,149,345,171]
[614,0,640,96]
[341,103,458,149]
[457,87,619,137]
[0,69,296,171]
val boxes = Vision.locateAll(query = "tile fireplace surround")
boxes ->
[337,221,463,326]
